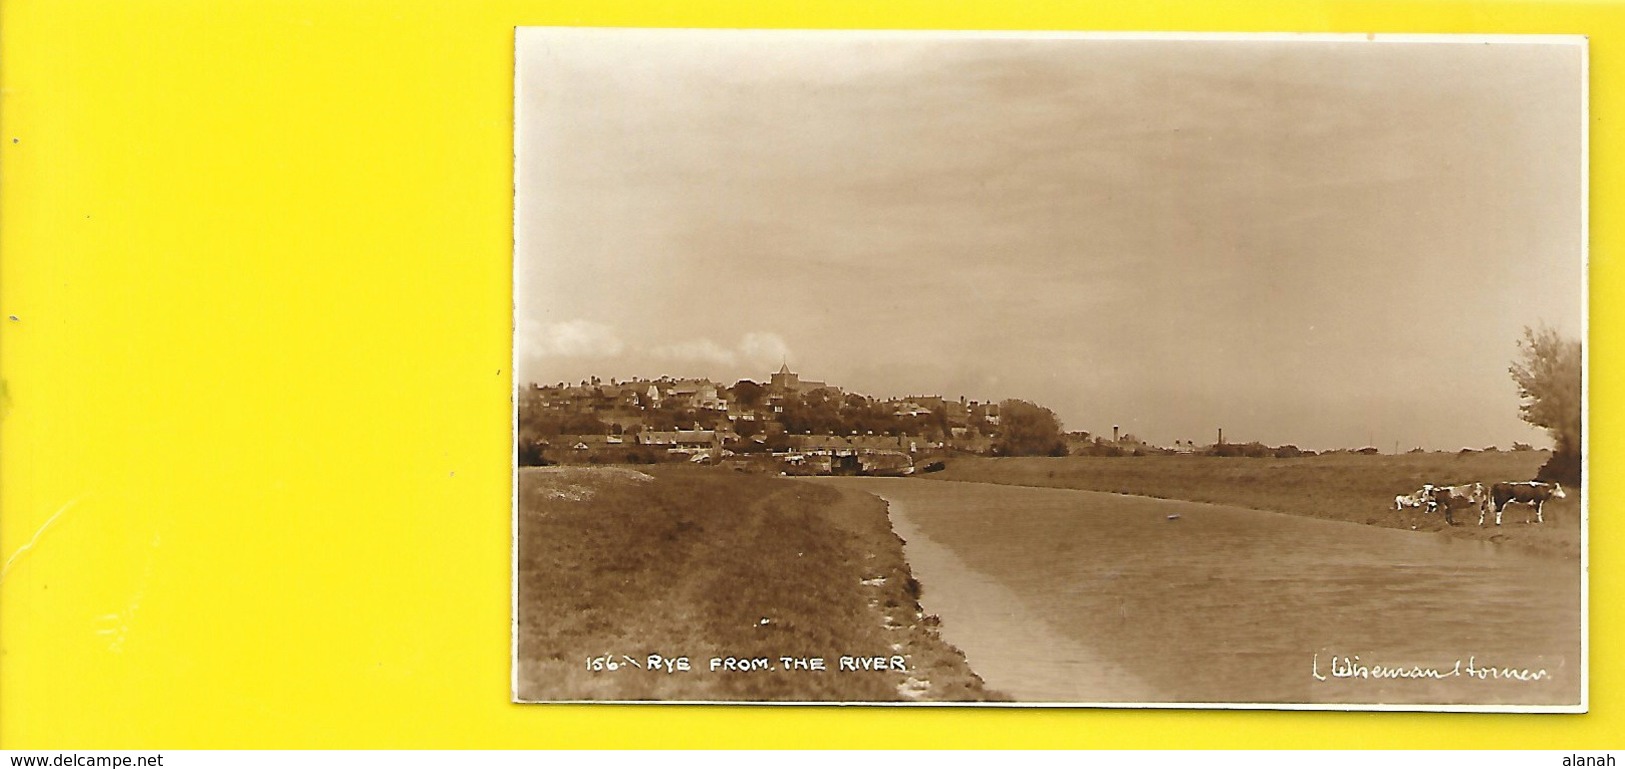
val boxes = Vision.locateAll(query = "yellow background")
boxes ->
[1,0,1618,749]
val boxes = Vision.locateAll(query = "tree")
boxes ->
[992,399,1066,457]
[1509,324,1582,483]
[729,380,766,409]
[561,412,609,435]
[929,403,951,439]
[763,427,794,453]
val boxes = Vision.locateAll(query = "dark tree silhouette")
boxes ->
[992,399,1067,457]
[729,379,766,409]
[1509,324,1582,484]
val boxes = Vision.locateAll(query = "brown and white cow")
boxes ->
[1485,481,1567,525]
[1425,483,1487,526]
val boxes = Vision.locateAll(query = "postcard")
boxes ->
[513,29,1586,709]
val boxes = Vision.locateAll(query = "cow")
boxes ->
[1394,486,1432,511]
[1485,481,1567,526]
[1424,483,1487,526]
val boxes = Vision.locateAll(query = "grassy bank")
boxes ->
[515,465,994,702]
[924,453,1579,558]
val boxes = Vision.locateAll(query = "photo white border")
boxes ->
[509,28,1590,712]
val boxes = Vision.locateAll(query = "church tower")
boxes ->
[770,363,799,391]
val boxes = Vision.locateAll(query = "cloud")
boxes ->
[652,338,737,365]
[516,322,796,382]
[651,332,795,370]
[739,332,791,364]
[521,319,625,358]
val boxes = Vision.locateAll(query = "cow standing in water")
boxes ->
[1485,481,1567,525]
[1425,484,1487,526]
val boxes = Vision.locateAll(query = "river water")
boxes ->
[809,477,1581,707]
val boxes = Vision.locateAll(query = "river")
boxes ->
[809,477,1582,707]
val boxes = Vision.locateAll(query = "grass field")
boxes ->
[924,452,1580,558]
[515,465,994,702]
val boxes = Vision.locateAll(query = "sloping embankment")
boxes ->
[515,465,994,702]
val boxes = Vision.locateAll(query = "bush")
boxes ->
[1536,452,1580,485]
[1072,443,1127,457]
[1209,442,1276,458]
[518,440,550,467]
[992,400,1066,457]
[624,448,660,465]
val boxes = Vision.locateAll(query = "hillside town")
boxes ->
[517,363,1552,473]
[517,364,1147,470]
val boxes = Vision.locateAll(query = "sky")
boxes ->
[515,30,1585,451]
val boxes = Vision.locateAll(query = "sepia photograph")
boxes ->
[512,29,1585,708]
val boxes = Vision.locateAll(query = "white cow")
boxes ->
[1425,483,1487,526]
[1394,491,1428,511]
[1395,484,1434,512]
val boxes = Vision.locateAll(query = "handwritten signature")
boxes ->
[1312,653,1550,682]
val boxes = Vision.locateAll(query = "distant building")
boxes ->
[769,364,828,395]
[665,379,728,411]
[791,433,933,454]
[635,428,737,453]
[891,400,935,418]
[692,382,728,411]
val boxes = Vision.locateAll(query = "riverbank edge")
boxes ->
[515,466,999,702]
[805,480,1005,702]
